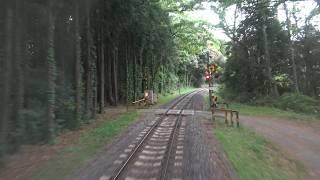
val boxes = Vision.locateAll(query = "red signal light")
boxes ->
[205,70,212,81]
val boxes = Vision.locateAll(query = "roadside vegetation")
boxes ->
[214,121,306,180]
[157,87,195,106]
[215,85,320,122]
[30,112,139,180]
[209,88,313,179]
[229,103,319,122]
[218,0,320,101]
[212,0,320,124]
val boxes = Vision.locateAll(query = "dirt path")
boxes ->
[239,115,320,179]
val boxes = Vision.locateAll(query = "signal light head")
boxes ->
[205,70,211,81]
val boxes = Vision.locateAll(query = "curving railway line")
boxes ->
[109,90,202,180]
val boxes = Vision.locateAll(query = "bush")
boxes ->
[276,93,320,115]
[219,85,255,103]
[21,109,47,144]
[219,84,319,116]
[248,96,276,106]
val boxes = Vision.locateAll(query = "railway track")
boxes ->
[109,90,201,180]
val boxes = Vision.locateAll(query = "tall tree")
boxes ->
[1,1,14,160]
[84,1,94,117]
[283,2,299,93]
[10,0,26,151]
[99,32,105,113]
[74,1,82,128]
[261,15,279,97]
[46,0,57,142]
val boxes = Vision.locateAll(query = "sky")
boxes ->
[187,2,228,40]
[187,1,320,41]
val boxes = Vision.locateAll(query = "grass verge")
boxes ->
[205,92,319,122]
[214,121,306,180]
[30,111,139,180]
[157,87,195,106]
[229,103,319,122]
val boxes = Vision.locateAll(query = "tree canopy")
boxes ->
[213,0,320,100]
[0,0,218,162]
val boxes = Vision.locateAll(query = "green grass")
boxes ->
[30,111,139,180]
[229,103,319,122]
[204,92,319,122]
[157,87,195,106]
[214,122,306,180]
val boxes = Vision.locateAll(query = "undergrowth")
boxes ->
[218,85,320,120]
[157,87,195,106]
[31,112,139,180]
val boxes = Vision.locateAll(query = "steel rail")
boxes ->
[110,90,200,180]
[160,91,196,180]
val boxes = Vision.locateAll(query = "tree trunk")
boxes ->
[10,0,25,151]
[262,21,279,97]
[112,47,118,105]
[284,2,299,93]
[185,66,187,87]
[93,47,98,118]
[162,65,165,94]
[303,23,315,96]
[126,37,129,111]
[99,39,105,113]
[151,55,155,92]
[0,4,14,160]
[108,47,114,105]
[46,0,56,142]
[139,39,145,96]
[74,2,81,127]
[133,54,137,101]
[85,5,93,117]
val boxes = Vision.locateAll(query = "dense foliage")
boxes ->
[276,93,320,114]
[0,0,214,163]
[215,0,320,101]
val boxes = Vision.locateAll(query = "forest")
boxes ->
[0,0,319,164]
[0,0,216,163]
[217,0,320,101]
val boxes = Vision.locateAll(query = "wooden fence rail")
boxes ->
[212,108,239,127]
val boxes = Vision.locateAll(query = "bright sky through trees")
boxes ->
[188,1,320,41]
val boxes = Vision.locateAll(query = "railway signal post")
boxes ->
[205,63,218,121]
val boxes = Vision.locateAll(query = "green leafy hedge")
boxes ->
[276,93,320,115]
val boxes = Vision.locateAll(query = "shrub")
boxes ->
[248,96,276,106]
[21,109,47,144]
[276,93,320,115]
[219,85,253,103]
